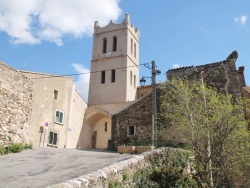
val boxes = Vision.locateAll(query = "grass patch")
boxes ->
[0,142,33,156]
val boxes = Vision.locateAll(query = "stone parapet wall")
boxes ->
[0,62,33,146]
[49,147,192,188]
[167,51,242,99]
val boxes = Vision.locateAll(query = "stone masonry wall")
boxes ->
[49,147,192,188]
[0,62,33,146]
[112,92,153,149]
[167,51,242,99]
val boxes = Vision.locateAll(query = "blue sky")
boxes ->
[0,1,249,101]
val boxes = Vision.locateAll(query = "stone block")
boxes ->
[117,146,136,154]
[136,146,155,154]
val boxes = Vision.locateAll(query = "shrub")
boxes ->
[0,146,5,156]
[148,149,198,188]
[123,172,129,181]
[24,143,33,149]
[109,180,123,188]
[8,143,24,153]
[149,166,198,188]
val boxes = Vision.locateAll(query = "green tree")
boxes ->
[244,97,250,129]
[159,78,250,187]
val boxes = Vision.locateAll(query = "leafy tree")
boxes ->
[159,78,250,187]
[244,97,250,129]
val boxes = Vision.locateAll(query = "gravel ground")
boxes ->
[0,147,133,188]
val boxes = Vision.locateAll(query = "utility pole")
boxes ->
[140,60,161,147]
[151,60,157,147]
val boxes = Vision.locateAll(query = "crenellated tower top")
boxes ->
[88,14,140,105]
[94,14,140,40]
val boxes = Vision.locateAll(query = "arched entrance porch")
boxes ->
[77,108,111,149]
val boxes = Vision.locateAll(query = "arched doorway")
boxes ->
[77,108,111,149]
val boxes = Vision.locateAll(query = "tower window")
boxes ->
[134,75,136,88]
[53,90,58,100]
[134,43,136,58]
[113,36,117,52]
[104,122,108,132]
[131,39,133,54]
[102,38,107,53]
[111,69,115,83]
[130,71,132,86]
[101,71,105,84]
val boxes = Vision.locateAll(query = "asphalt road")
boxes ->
[0,147,133,188]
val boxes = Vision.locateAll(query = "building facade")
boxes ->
[20,71,87,148]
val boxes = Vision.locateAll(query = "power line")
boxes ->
[28,63,146,80]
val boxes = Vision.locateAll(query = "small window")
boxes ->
[113,36,117,52]
[134,43,136,58]
[128,126,135,136]
[103,38,107,53]
[111,69,115,83]
[55,110,64,124]
[48,132,58,146]
[53,90,58,100]
[101,71,105,84]
[131,39,133,54]
[134,75,136,88]
[104,122,108,132]
[130,71,133,85]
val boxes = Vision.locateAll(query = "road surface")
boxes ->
[0,147,133,188]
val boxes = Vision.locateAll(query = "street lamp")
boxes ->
[140,60,161,147]
[139,77,146,86]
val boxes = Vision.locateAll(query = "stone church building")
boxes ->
[77,14,141,149]
[0,14,248,151]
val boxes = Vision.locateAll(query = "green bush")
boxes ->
[123,172,129,181]
[0,143,32,156]
[109,180,123,188]
[0,146,5,156]
[148,149,198,188]
[149,166,198,188]
[24,143,33,149]
[8,143,24,153]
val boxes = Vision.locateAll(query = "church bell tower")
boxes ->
[88,14,140,105]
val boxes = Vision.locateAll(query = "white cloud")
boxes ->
[0,0,121,45]
[234,15,248,26]
[172,64,180,69]
[72,63,90,102]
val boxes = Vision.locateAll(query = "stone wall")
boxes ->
[137,85,152,98]
[111,92,153,149]
[49,147,192,188]
[0,62,33,146]
[167,51,243,99]
[237,66,246,97]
